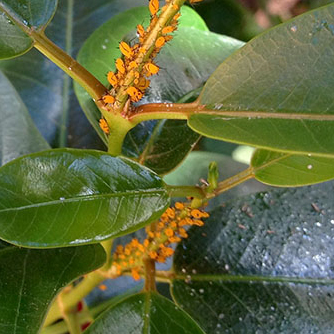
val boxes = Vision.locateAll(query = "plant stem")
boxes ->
[166,185,206,199]
[44,272,105,327]
[208,167,255,198]
[31,32,107,101]
[143,257,157,292]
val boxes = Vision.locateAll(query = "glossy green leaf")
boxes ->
[0,148,169,248]
[251,149,334,186]
[0,0,57,59]
[172,181,334,334]
[189,4,334,157]
[85,292,205,334]
[0,243,105,334]
[0,71,49,166]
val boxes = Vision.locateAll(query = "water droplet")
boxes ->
[331,220,334,225]
[68,67,72,71]
[307,164,313,169]
[59,197,65,201]
[181,268,186,273]
[102,45,107,50]
[192,269,197,274]
[199,288,204,294]
[291,25,297,32]
[218,313,225,319]
[224,264,230,271]
[315,222,322,227]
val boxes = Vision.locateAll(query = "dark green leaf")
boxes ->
[187,0,262,41]
[85,292,204,334]
[189,4,334,157]
[0,148,169,248]
[172,181,334,334]
[0,0,57,59]
[251,149,334,186]
[0,243,105,334]
[0,71,49,165]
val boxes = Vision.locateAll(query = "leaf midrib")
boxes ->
[173,273,334,285]
[0,189,167,213]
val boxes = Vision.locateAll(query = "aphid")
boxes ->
[137,24,145,38]
[119,41,134,58]
[155,36,166,48]
[162,26,176,34]
[190,0,203,2]
[128,60,138,69]
[149,0,159,16]
[99,118,110,134]
[164,35,173,42]
[107,71,118,87]
[173,4,179,10]
[126,86,143,102]
[115,58,125,74]
[136,77,150,91]
[173,13,181,20]
[144,62,159,76]
[102,95,115,104]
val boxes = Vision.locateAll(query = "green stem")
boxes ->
[208,167,255,198]
[44,272,105,327]
[166,185,206,199]
[64,313,81,334]
[31,32,107,101]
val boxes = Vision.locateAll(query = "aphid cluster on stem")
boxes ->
[99,0,189,134]
[110,202,209,280]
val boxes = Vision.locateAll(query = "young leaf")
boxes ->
[0,0,57,59]
[0,149,169,248]
[85,292,204,334]
[172,181,334,333]
[188,4,334,158]
[0,243,106,334]
[0,71,49,166]
[251,149,334,186]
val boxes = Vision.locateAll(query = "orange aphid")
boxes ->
[144,63,159,76]
[137,24,146,38]
[165,228,174,237]
[149,0,159,16]
[98,284,107,291]
[164,35,173,42]
[128,60,138,69]
[175,202,185,210]
[102,95,115,104]
[155,36,166,48]
[190,0,204,2]
[107,71,118,87]
[173,13,181,20]
[173,4,179,10]
[135,77,150,91]
[115,58,125,74]
[119,41,134,58]
[131,268,141,281]
[126,86,143,102]
[99,118,109,134]
[162,26,176,34]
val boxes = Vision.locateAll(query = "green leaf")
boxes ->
[172,181,334,334]
[187,0,262,41]
[123,120,200,175]
[251,149,334,186]
[85,292,205,334]
[0,243,105,334]
[0,71,50,165]
[189,4,334,157]
[0,148,169,248]
[0,0,58,59]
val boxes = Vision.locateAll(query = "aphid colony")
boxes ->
[99,0,181,134]
[111,202,209,281]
